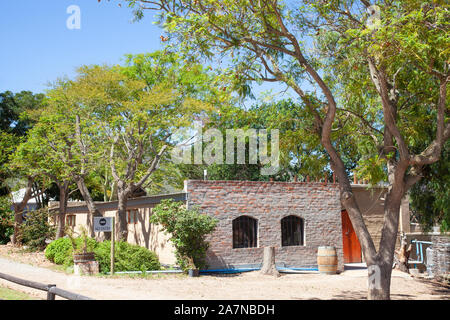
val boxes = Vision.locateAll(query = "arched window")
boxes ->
[281,216,304,246]
[233,216,257,248]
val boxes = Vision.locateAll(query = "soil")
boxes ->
[0,244,448,300]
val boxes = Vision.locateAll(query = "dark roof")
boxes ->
[60,193,187,214]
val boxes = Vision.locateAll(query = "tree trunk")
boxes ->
[330,153,407,300]
[11,177,34,245]
[260,247,280,277]
[116,191,129,242]
[366,187,404,300]
[75,175,104,238]
[12,212,24,246]
[367,262,392,300]
[56,182,69,239]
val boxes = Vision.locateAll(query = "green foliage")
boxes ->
[151,199,217,271]
[66,225,94,254]
[0,196,14,244]
[94,241,161,274]
[17,208,55,251]
[0,91,45,197]
[45,237,161,273]
[45,235,97,267]
[0,90,44,136]
[45,237,73,266]
[410,143,450,232]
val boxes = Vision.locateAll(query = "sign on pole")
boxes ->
[94,217,113,232]
[93,216,115,275]
[111,217,115,275]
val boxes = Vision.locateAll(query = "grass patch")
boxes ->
[0,286,39,300]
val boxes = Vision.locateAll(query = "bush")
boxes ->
[18,208,56,250]
[45,237,160,273]
[151,199,217,271]
[94,241,160,274]
[45,237,73,266]
[0,197,14,244]
[45,236,97,267]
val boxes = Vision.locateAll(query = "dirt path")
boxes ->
[0,255,448,300]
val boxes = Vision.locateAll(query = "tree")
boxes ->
[0,91,47,244]
[126,0,449,299]
[152,199,217,271]
[67,63,214,241]
[409,142,449,232]
[178,99,329,182]
[0,90,44,136]
[0,91,44,197]
[11,123,73,239]
[43,79,107,237]
[0,196,14,244]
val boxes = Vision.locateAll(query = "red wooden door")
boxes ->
[341,210,362,263]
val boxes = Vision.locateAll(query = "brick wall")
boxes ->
[185,180,344,271]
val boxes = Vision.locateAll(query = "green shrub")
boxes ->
[151,199,217,271]
[94,241,160,274]
[45,237,73,266]
[45,236,97,267]
[18,208,56,251]
[0,197,14,244]
[45,237,160,273]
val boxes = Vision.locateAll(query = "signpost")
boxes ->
[111,218,115,275]
[93,217,115,275]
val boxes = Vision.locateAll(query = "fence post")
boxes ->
[47,284,56,300]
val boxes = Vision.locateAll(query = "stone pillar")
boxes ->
[431,235,450,281]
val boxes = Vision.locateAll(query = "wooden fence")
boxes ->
[0,272,94,300]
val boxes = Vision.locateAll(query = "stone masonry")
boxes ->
[431,235,450,281]
[185,180,344,271]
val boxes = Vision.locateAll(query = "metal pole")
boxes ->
[111,217,115,275]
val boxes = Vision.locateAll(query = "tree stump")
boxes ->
[260,247,280,277]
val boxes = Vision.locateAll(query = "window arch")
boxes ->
[281,216,304,246]
[233,216,257,248]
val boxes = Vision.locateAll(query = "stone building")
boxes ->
[59,179,410,271]
[185,180,343,270]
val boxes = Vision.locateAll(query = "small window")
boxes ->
[281,216,304,246]
[233,216,257,248]
[66,215,76,227]
[127,209,138,224]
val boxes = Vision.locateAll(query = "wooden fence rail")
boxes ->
[0,272,94,300]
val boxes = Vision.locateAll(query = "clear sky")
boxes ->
[0,0,300,104]
[0,0,163,94]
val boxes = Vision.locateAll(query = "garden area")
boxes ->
[0,244,448,300]
[0,0,449,301]
[0,199,217,277]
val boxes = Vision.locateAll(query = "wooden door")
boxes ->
[341,210,362,263]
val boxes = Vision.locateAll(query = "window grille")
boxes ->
[66,215,76,227]
[281,216,304,246]
[232,216,257,248]
[127,209,138,224]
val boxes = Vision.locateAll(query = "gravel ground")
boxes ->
[0,245,448,300]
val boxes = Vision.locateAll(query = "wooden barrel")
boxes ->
[317,246,338,274]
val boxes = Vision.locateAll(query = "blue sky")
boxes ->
[0,0,299,104]
[0,0,163,94]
